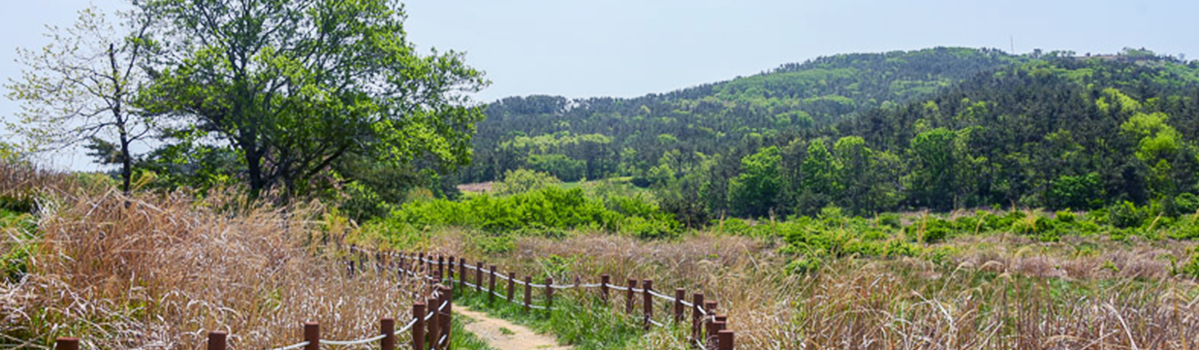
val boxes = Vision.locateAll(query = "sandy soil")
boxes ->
[455,306,572,350]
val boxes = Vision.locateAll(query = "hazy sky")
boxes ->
[2,0,1197,170]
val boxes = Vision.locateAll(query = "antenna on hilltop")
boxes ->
[1010,36,1015,54]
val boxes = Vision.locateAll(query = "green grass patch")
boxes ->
[449,316,497,350]
[450,279,684,350]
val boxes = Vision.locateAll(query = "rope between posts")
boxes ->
[648,289,675,302]
[398,318,418,333]
[322,334,387,346]
[349,247,738,349]
[266,341,310,350]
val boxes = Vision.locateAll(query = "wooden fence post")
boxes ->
[437,256,445,282]
[413,302,426,350]
[692,293,704,344]
[447,256,455,282]
[205,330,224,350]
[523,275,532,313]
[600,274,610,302]
[703,302,718,349]
[545,277,554,311]
[303,322,319,350]
[626,278,636,315]
[488,265,497,303]
[427,296,440,350]
[380,318,395,350]
[417,253,424,275]
[441,285,453,349]
[475,262,483,292]
[674,288,686,324]
[717,330,734,350]
[54,338,78,350]
[507,272,516,302]
[712,319,726,350]
[642,279,653,330]
[459,258,466,286]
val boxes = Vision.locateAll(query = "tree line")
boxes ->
[462,48,1198,225]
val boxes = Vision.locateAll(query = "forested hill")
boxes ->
[462,47,1021,182]
[457,47,1198,224]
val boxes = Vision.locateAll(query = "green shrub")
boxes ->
[877,213,902,228]
[1055,210,1076,223]
[493,168,562,195]
[904,216,952,243]
[1108,201,1145,228]
[0,210,38,283]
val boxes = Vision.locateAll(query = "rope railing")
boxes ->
[46,245,734,350]
[339,245,737,350]
[267,340,310,350]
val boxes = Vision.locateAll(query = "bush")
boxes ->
[877,213,902,228]
[1108,201,1146,228]
[494,169,562,195]
[904,216,952,243]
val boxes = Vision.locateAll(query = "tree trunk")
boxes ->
[120,133,132,194]
[246,146,266,200]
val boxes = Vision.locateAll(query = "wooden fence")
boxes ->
[51,245,735,350]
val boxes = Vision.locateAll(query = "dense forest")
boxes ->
[456,47,1198,225]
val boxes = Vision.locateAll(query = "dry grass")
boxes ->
[443,231,1199,350]
[0,164,433,350]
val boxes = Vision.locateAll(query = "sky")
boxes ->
[1,0,1197,171]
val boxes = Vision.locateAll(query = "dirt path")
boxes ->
[455,306,572,350]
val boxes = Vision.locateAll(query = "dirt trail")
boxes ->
[455,306,572,350]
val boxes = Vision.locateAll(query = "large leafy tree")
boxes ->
[5,7,155,193]
[137,0,488,199]
[727,146,783,217]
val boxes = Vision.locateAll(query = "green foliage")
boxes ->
[727,146,783,217]
[527,154,586,182]
[0,142,25,165]
[467,49,1197,222]
[139,0,488,198]
[1047,173,1103,210]
[378,186,680,238]
[0,209,38,283]
[493,169,562,196]
[339,182,394,223]
[1108,201,1146,229]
